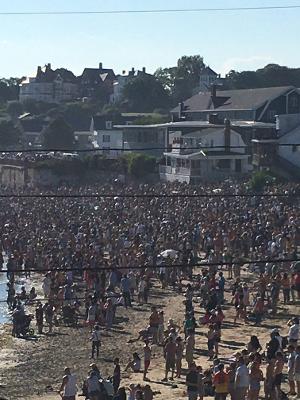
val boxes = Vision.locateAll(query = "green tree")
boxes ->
[42,117,75,150]
[122,75,170,112]
[155,55,205,104]
[0,120,21,147]
[124,153,156,178]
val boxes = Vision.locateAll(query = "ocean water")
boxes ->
[0,273,8,323]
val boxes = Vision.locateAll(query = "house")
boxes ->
[252,113,300,177]
[80,63,115,99]
[18,114,49,147]
[92,115,125,157]
[172,86,300,123]
[110,67,150,103]
[19,64,78,103]
[159,120,251,183]
[198,66,221,92]
[92,113,168,158]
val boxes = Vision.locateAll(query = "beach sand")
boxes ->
[0,268,297,400]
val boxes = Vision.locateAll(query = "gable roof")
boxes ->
[81,68,115,83]
[172,86,295,114]
[200,66,218,76]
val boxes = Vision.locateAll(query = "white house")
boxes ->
[19,64,78,103]
[159,120,250,183]
[92,116,124,158]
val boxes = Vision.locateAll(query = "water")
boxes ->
[0,273,9,323]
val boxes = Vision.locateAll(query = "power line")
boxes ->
[1,5,300,16]
[0,143,299,153]
[1,256,298,274]
[0,193,297,199]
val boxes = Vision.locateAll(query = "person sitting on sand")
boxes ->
[125,353,141,373]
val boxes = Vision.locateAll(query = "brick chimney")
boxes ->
[142,67,146,73]
[99,62,103,71]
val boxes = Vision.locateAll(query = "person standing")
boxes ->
[234,358,249,400]
[59,367,77,400]
[90,325,101,359]
[185,329,195,369]
[143,339,152,381]
[113,357,121,394]
[35,303,44,334]
[175,336,184,378]
[213,363,229,400]
[287,345,296,396]
[162,336,176,381]
[186,362,199,400]
[294,345,300,398]
[121,274,132,308]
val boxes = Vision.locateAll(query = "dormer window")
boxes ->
[106,121,113,130]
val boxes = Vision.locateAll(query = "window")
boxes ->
[290,96,298,108]
[268,110,276,120]
[103,134,110,143]
[105,121,113,130]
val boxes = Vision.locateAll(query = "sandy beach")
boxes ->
[0,266,297,400]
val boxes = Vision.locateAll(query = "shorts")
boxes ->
[273,373,282,387]
[208,340,215,350]
[295,373,300,382]
[187,390,198,400]
[288,370,295,381]
[144,360,150,371]
[89,390,101,397]
[166,358,175,370]
[62,397,75,400]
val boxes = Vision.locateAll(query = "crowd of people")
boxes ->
[1,179,300,399]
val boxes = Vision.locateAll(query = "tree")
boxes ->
[42,117,75,150]
[124,153,156,178]
[0,77,23,103]
[155,55,205,104]
[0,120,21,147]
[122,75,170,112]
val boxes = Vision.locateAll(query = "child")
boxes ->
[143,340,152,380]
[207,324,215,360]
[90,324,101,359]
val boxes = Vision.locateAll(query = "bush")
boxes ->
[249,171,275,191]
[124,153,156,178]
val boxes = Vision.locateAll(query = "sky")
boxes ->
[1,0,300,78]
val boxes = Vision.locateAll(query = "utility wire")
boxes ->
[0,143,299,153]
[1,256,298,274]
[0,193,298,199]
[1,5,300,16]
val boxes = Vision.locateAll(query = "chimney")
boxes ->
[211,84,217,106]
[224,118,231,151]
[99,62,103,71]
[142,67,146,73]
[37,66,42,77]
[47,63,51,70]
[178,102,185,119]
[122,70,126,75]
[131,67,135,75]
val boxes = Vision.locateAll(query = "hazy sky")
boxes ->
[1,0,300,78]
